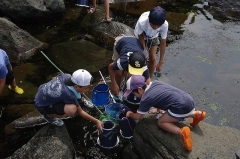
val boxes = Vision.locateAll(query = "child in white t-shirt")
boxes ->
[134,6,168,80]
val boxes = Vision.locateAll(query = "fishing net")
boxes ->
[105,103,130,123]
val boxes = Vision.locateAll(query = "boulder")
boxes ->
[0,17,47,63]
[7,124,75,159]
[47,39,113,74]
[0,0,65,20]
[123,114,240,159]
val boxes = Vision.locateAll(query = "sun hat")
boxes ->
[123,75,145,97]
[65,69,92,86]
[128,52,146,75]
[149,6,166,26]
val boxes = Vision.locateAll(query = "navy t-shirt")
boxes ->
[138,81,194,115]
[113,37,150,79]
[34,73,80,110]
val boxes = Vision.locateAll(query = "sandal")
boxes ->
[190,111,206,126]
[88,7,96,14]
[106,17,112,22]
[8,85,24,95]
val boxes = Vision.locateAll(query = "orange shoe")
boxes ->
[190,111,206,126]
[180,126,192,151]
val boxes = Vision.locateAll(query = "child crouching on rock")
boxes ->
[124,75,206,150]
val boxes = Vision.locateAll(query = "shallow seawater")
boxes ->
[159,4,240,129]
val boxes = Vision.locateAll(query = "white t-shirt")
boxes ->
[134,11,168,40]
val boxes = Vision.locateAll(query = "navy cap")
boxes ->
[149,6,166,26]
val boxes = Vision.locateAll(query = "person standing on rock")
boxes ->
[108,35,151,100]
[34,69,103,132]
[87,0,112,22]
[0,49,24,96]
[134,6,169,80]
[124,75,206,151]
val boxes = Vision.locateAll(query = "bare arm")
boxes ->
[108,63,119,95]
[126,111,143,121]
[138,34,146,50]
[77,106,103,133]
[0,77,6,96]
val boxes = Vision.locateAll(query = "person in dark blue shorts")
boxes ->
[124,75,206,151]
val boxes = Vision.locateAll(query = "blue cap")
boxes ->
[149,6,166,26]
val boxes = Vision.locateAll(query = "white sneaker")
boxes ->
[43,114,64,126]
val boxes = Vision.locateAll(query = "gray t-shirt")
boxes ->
[138,81,194,115]
[34,73,80,110]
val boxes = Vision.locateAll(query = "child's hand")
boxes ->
[96,120,103,133]
[126,111,133,117]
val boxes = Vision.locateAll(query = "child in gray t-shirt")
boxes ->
[123,75,206,151]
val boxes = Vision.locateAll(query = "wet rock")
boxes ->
[0,0,65,21]
[123,114,240,158]
[5,110,46,135]
[0,17,47,63]
[204,0,240,21]
[48,39,113,74]
[91,21,135,48]
[1,104,36,123]
[7,124,75,159]
[0,63,40,105]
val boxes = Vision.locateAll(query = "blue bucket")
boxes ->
[126,92,141,105]
[117,111,136,139]
[92,84,110,107]
[75,0,89,8]
[97,120,119,149]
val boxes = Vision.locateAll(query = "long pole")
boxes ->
[99,71,116,103]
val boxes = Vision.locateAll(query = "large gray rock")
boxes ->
[0,0,65,20]
[0,17,47,63]
[47,39,113,74]
[123,114,240,159]
[7,124,75,159]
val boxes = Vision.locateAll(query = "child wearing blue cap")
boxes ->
[134,6,169,80]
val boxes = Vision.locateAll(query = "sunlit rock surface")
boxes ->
[123,114,240,159]
[0,18,47,63]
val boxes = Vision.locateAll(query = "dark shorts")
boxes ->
[36,102,65,115]
[5,64,14,85]
[144,37,160,53]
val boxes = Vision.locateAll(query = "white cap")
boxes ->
[66,69,92,86]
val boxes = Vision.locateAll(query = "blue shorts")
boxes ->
[166,94,195,121]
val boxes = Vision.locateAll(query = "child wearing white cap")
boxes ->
[124,75,206,151]
[34,69,103,132]
[134,6,169,80]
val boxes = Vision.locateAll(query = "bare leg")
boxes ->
[148,46,158,80]
[10,78,17,89]
[104,0,110,19]
[157,112,180,134]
